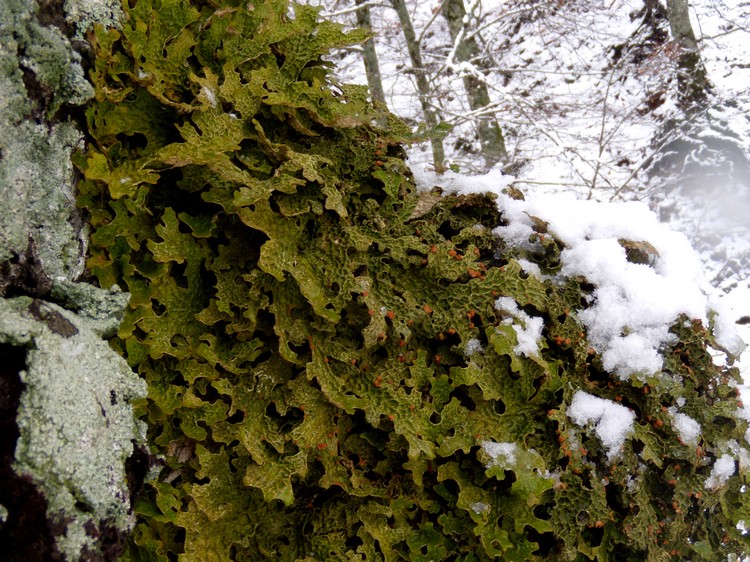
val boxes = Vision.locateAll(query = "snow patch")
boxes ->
[705,454,736,490]
[567,391,635,460]
[411,165,513,196]
[201,86,217,108]
[412,166,745,380]
[494,297,543,358]
[464,338,484,357]
[667,407,701,447]
[481,440,517,468]
[469,502,490,514]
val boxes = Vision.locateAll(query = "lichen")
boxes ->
[1,290,146,560]
[0,0,150,558]
[0,0,93,279]
[64,0,123,39]
[78,0,750,560]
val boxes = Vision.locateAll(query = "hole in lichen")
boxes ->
[605,483,628,516]
[170,334,189,350]
[170,261,189,289]
[429,412,441,424]
[529,377,545,401]
[492,399,506,415]
[226,410,245,423]
[449,386,476,412]
[151,299,166,316]
[711,416,736,432]
[115,132,148,153]
[529,528,561,557]
[581,523,604,547]
[345,534,363,550]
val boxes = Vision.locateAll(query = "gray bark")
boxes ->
[355,0,387,108]
[390,0,445,169]
[441,0,508,170]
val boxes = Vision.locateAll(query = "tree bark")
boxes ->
[390,0,445,169]
[355,0,387,108]
[441,0,508,170]
[666,0,710,109]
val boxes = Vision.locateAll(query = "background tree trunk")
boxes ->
[666,0,710,109]
[355,0,387,108]
[441,0,508,170]
[390,0,445,169]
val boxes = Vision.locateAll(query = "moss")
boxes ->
[78,0,750,560]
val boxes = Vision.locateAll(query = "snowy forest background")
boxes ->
[309,0,750,377]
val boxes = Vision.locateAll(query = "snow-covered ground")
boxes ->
[312,0,750,378]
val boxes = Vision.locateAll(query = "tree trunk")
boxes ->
[355,0,387,108]
[441,0,508,170]
[666,0,710,109]
[390,0,445,169]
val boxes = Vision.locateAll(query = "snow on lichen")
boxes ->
[413,166,746,380]
[469,501,490,514]
[668,407,701,447]
[494,296,544,358]
[567,391,635,460]
[705,454,736,490]
[480,440,518,468]
[0,0,150,557]
[464,337,483,357]
[497,192,739,379]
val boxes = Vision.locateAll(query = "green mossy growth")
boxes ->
[79,0,750,559]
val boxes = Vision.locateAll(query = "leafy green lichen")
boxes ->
[79,0,750,560]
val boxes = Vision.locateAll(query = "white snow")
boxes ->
[494,296,544,358]
[668,407,702,447]
[201,86,217,108]
[705,453,736,490]
[481,440,517,468]
[567,390,635,461]
[413,167,746,380]
[412,165,513,197]
[464,338,484,357]
[469,501,490,514]
[495,191,742,379]
[313,0,750,383]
